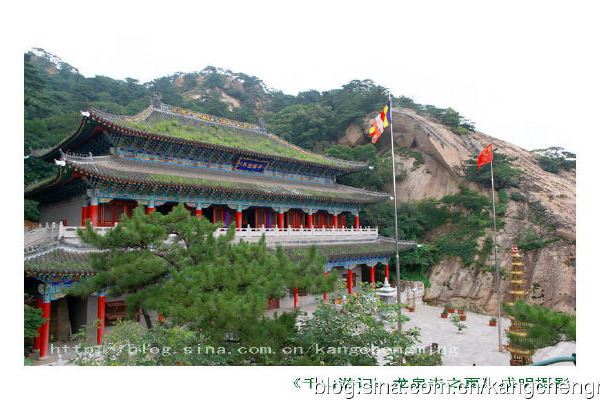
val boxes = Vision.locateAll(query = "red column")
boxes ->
[385,264,390,281]
[38,300,51,360]
[354,214,360,229]
[333,214,339,229]
[293,288,299,308]
[347,269,353,294]
[370,266,376,285]
[323,271,329,301]
[195,208,203,219]
[81,206,89,226]
[145,206,155,214]
[96,293,106,345]
[235,210,242,229]
[89,204,99,227]
[33,298,43,351]
[307,213,314,228]
[278,212,285,230]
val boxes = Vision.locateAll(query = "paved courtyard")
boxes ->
[276,300,575,366]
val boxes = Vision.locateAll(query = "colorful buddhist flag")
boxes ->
[477,144,494,169]
[368,102,391,144]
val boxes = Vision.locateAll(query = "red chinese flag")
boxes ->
[477,144,493,169]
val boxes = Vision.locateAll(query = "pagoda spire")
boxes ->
[506,246,534,366]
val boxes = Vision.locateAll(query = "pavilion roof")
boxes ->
[29,152,389,205]
[25,247,96,277]
[31,102,369,173]
[23,238,416,276]
[285,238,417,261]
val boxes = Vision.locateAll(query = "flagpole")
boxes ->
[490,158,503,352]
[388,93,403,332]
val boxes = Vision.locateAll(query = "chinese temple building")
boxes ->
[24,97,416,360]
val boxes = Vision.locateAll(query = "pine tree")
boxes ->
[71,204,336,361]
[503,300,576,350]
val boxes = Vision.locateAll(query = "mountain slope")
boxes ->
[340,107,575,313]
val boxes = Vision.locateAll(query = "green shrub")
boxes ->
[516,229,560,251]
[510,191,526,202]
[534,147,576,173]
[464,151,523,189]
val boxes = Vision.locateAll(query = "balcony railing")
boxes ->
[26,222,380,251]
[216,225,379,246]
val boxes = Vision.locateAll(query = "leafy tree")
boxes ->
[24,199,40,221]
[268,103,335,148]
[464,151,523,189]
[503,300,575,350]
[24,303,45,356]
[534,147,576,173]
[24,304,44,340]
[324,144,400,191]
[70,204,335,364]
[398,245,438,287]
[289,283,441,366]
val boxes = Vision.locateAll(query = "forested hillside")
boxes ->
[24,49,576,313]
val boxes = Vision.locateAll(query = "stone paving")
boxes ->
[275,301,575,366]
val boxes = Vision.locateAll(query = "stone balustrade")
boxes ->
[27,223,380,249]
[215,225,379,246]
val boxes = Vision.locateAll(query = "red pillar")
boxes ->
[307,213,314,228]
[145,206,155,214]
[81,206,89,226]
[323,271,329,301]
[96,293,106,345]
[347,269,353,294]
[38,300,51,360]
[370,266,376,286]
[278,212,285,230]
[333,214,338,229]
[385,264,390,281]
[235,210,242,229]
[195,208,203,219]
[33,298,43,351]
[89,204,99,227]
[293,288,299,308]
[354,214,360,229]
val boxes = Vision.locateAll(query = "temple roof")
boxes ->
[31,101,368,173]
[285,238,417,262]
[24,237,416,276]
[26,152,389,205]
[25,247,97,277]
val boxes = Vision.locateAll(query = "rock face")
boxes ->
[340,107,576,314]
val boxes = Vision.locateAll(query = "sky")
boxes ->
[15,0,600,152]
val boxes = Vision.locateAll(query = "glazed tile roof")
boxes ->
[285,238,417,261]
[24,247,96,276]
[55,153,389,204]
[31,102,369,172]
[24,237,415,275]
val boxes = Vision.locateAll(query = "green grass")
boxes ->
[124,119,344,167]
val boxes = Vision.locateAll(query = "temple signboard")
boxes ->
[235,158,269,173]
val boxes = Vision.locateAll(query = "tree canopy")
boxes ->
[503,300,575,350]
[71,205,335,353]
[534,147,576,173]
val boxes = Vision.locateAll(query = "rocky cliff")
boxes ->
[342,107,576,314]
